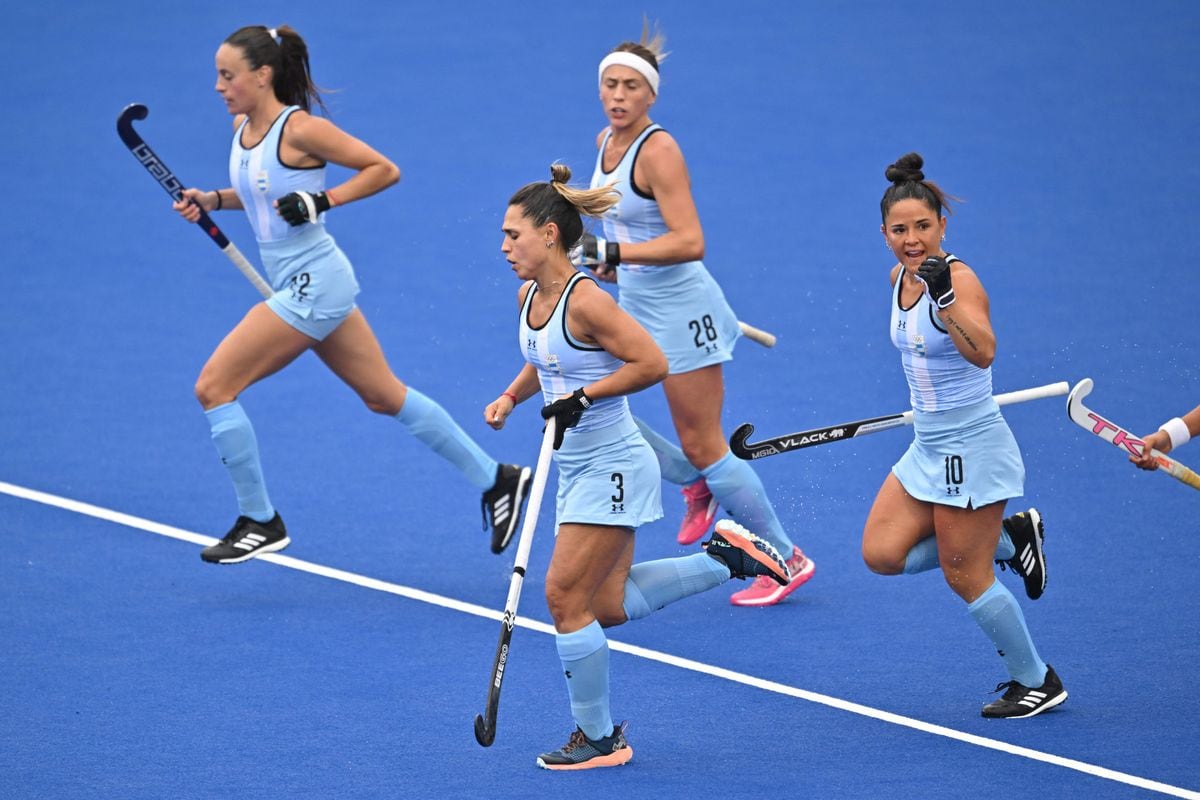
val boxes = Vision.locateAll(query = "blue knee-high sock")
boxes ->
[904,530,1016,574]
[966,578,1048,688]
[556,621,612,741]
[701,451,793,555]
[633,417,703,486]
[206,401,274,523]
[395,387,497,491]
[622,553,730,621]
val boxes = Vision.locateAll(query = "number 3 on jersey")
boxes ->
[611,472,625,513]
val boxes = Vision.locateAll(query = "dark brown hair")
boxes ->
[880,152,955,221]
[509,164,620,251]
[224,25,328,115]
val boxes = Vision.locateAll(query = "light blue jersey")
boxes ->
[519,273,629,434]
[589,124,740,374]
[889,255,993,412]
[519,273,661,528]
[229,106,325,246]
[229,106,358,340]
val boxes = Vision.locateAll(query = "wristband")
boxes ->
[501,391,518,404]
[213,190,223,210]
[1159,417,1191,450]
[605,241,620,267]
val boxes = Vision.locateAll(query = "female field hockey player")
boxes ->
[173,24,530,563]
[575,26,813,606]
[1132,404,1200,470]
[486,165,789,769]
[860,152,1067,717]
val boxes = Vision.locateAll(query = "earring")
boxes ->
[546,240,554,248]
[941,234,946,241]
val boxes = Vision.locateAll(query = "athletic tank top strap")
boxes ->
[230,106,326,244]
[519,271,630,433]
[889,253,993,412]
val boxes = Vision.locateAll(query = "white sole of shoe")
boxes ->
[205,536,291,564]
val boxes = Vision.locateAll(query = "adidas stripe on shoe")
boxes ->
[482,464,532,554]
[201,513,289,564]
[998,508,1047,600]
[981,664,1067,718]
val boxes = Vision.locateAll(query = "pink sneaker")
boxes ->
[677,479,717,545]
[729,545,815,607]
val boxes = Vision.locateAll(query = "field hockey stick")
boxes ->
[738,320,777,348]
[730,381,1070,460]
[473,418,557,747]
[116,103,273,299]
[1067,378,1200,491]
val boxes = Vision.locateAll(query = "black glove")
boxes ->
[540,388,592,449]
[571,233,620,270]
[276,191,331,226]
[916,255,955,309]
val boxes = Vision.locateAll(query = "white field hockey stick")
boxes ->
[730,381,1070,460]
[117,103,273,299]
[473,418,557,747]
[738,320,777,348]
[1067,378,1200,491]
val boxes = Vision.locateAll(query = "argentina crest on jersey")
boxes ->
[256,170,270,193]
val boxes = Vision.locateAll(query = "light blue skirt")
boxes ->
[260,224,360,341]
[553,415,663,529]
[618,261,741,375]
[891,397,1025,508]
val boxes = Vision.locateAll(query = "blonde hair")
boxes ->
[613,17,669,68]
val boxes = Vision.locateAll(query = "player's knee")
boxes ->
[679,436,724,470]
[861,540,904,575]
[194,373,232,409]
[362,393,402,416]
[360,380,406,416]
[544,580,577,627]
[593,603,628,629]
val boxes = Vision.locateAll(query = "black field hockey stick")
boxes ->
[116,103,273,299]
[1067,378,1200,491]
[730,381,1070,460]
[474,419,557,747]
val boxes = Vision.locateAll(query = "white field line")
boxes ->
[2,480,1196,800]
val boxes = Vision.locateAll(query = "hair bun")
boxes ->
[549,163,573,184]
[885,152,925,184]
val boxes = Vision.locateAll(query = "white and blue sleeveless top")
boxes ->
[590,124,704,278]
[229,106,325,244]
[889,255,993,412]
[519,272,630,433]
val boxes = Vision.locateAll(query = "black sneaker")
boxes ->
[481,464,532,554]
[536,723,633,771]
[998,508,1046,600]
[981,664,1067,718]
[703,520,791,586]
[201,513,289,564]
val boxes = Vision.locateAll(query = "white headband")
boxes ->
[598,51,659,95]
